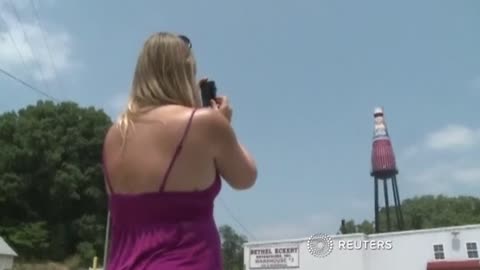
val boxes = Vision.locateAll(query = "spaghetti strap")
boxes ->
[102,142,115,194]
[159,109,197,192]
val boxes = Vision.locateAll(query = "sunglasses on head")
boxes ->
[178,35,192,49]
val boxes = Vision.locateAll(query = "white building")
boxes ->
[0,237,17,270]
[244,224,480,270]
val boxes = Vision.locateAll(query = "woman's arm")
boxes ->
[203,110,258,190]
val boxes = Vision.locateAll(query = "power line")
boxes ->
[7,0,51,93]
[218,196,257,241]
[0,10,30,76]
[29,0,63,92]
[0,67,58,101]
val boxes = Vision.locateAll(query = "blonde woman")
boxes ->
[102,32,257,269]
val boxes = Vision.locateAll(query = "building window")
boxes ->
[466,242,478,258]
[433,244,445,259]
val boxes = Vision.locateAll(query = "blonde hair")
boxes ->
[116,32,201,142]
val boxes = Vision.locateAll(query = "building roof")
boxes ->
[244,224,480,247]
[368,223,480,238]
[0,236,17,256]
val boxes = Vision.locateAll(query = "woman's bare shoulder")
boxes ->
[193,108,232,135]
[104,123,122,146]
[110,105,231,138]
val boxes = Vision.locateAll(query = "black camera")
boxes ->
[200,80,217,107]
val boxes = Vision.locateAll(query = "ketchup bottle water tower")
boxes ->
[370,107,404,233]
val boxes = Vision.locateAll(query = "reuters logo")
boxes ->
[307,233,334,258]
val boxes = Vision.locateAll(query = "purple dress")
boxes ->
[103,109,223,269]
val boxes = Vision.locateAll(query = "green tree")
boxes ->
[356,220,375,234]
[0,100,112,264]
[219,225,247,270]
[339,219,357,234]
[401,195,480,229]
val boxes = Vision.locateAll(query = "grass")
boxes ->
[13,262,70,270]
[12,255,99,270]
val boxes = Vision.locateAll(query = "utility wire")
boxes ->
[0,67,58,101]
[219,196,257,241]
[0,10,30,76]
[7,0,51,93]
[29,0,63,92]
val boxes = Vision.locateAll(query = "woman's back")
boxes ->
[104,106,219,195]
[103,106,225,269]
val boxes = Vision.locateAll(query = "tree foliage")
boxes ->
[0,101,112,263]
[339,195,480,234]
[219,225,247,270]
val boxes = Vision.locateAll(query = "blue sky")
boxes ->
[1,0,479,241]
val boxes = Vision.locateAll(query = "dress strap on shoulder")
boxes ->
[159,108,197,192]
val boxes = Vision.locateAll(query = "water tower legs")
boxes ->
[392,176,404,230]
[383,179,391,231]
[373,176,404,233]
[374,177,379,233]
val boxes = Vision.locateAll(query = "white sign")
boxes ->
[249,245,300,269]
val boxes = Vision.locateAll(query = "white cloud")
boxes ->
[405,161,480,194]
[425,125,479,151]
[253,213,340,241]
[400,124,479,160]
[3,0,55,10]
[399,124,480,196]
[0,0,73,82]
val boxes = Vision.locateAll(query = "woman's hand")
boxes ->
[198,77,208,87]
[210,96,232,123]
